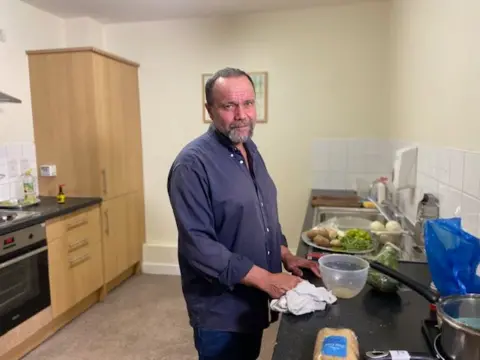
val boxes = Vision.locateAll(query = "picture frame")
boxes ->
[202,71,268,124]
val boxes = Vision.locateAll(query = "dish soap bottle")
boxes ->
[22,169,37,204]
[57,184,66,204]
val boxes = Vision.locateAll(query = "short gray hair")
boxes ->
[205,67,255,106]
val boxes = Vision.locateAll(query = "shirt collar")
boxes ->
[208,124,258,154]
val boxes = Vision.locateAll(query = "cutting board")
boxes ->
[311,195,362,208]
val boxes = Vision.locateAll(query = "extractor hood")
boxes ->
[0,91,21,103]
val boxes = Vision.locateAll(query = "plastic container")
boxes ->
[318,254,370,299]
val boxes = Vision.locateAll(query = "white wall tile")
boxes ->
[434,147,450,184]
[439,183,462,218]
[448,149,465,191]
[0,183,9,202]
[461,194,480,237]
[329,172,347,190]
[6,143,22,160]
[312,170,330,189]
[312,140,329,171]
[463,151,480,199]
[328,149,347,172]
[0,141,38,200]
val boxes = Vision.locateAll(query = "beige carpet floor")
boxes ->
[23,274,279,360]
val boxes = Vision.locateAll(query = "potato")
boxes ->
[316,227,330,239]
[327,228,337,240]
[313,235,331,247]
[307,229,319,240]
[313,328,359,360]
[330,239,342,247]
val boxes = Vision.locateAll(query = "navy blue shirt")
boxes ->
[167,125,288,333]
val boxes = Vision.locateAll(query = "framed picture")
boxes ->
[202,71,268,123]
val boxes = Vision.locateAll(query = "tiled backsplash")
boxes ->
[400,144,480,238]
[0,142,38,202]
[312,138,480,238]
[312,138,395,191]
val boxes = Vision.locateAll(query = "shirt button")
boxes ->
[240,160,244,164]
[266,227,270,232]
[230,154,234,157]
[261,202,264,207]
[268,251,271,255]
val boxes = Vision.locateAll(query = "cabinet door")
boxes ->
[29,51,101,197]
[126,191,146,267]
[93,55,130,200]
[101,196,129,283]
[47,236,76,318]
[122,66,144,194]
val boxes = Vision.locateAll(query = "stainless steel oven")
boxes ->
[0,222,50,336]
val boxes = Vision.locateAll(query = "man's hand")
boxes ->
[263,272,302,299]
[241,265,302,299]
[282,252,322,278]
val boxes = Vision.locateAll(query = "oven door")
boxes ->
[0,238,50,336]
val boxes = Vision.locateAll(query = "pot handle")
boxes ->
[369,261,440,304]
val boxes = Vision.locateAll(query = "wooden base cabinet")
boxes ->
[46,206,104,318]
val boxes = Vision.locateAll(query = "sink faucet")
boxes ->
[414,193,439,244]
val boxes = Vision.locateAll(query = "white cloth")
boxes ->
[269,280,337,316]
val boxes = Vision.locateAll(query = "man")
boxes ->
[167,67,321,360]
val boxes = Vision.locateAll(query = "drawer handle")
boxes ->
[68,238,89,252]
[69,253,90,268]
[66,219,88,231]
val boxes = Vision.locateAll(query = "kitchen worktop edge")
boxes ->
[0,196,102,236]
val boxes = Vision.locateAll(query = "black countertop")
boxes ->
[0,196,102,236]
[272,190,433,359]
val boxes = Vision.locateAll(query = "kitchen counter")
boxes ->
[272,189,433,359]
[0,196,102,236]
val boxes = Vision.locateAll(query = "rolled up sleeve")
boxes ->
[168,163,254,288]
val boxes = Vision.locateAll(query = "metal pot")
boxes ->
[369,261,480,360]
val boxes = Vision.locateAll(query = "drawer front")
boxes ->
[47,206,101,243]
[70,240,103,302]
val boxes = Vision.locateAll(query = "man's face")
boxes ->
[206,76,257,144]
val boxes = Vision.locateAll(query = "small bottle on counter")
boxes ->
[56,184,66,204]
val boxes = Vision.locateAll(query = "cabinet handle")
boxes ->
[68,238,89,252]
[66,219,88,231]
[104,210,110,236]
[69,253,90,268]
[101,169,107,195]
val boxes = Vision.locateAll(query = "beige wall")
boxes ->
[0,0,65,143]
[104,1,391,261]
[390,0,480,151]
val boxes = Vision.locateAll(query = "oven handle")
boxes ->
[0,245,48,270]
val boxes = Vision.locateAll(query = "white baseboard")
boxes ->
[142,261,180,275]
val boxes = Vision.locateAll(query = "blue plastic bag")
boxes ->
[424,217,480,296]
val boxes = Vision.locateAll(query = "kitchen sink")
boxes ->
[310,206,427,263]
[312,206,387,228]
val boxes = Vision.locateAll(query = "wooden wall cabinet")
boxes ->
[26,47,146,290]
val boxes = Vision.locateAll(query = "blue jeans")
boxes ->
[193,328,263,360]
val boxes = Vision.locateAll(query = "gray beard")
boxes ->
[227,123,254,144]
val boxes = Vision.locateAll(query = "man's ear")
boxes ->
[205,103,214,121]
